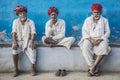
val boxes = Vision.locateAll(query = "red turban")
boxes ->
[91,4,102,11]
[48,6,59,15]
[14,5,27,15]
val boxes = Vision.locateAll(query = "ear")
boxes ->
[100,11,102,14]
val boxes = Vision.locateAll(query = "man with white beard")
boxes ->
[78,3,111,76]
[12,5,37,77]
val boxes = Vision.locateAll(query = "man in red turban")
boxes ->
[91,4,103,21]
[14,5,28,16]
[78,3,111,76]
[42,6,75,77]
[48,6,59,16]
[91,4,102,11]
[12,5,37,77]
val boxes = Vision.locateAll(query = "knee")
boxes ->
[13,49,19,55]
[69,37,75,42]
[99,41,108,50]
[42,36,50,44]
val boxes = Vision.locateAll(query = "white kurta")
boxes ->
[12,18,36,64]
[78,15,111,66]
[42,19,75,49]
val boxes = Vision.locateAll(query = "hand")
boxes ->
[87,37,96,46]
[29,42,35,50]
[12,42,19,50]
[50,19,57,27]
[94,39,103,46]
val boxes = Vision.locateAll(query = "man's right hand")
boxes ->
[12,42,19,50]
[50,19,57,27]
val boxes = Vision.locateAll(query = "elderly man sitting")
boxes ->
[12,5,37,77]
[42,6,75,76]
[78,3,111,76]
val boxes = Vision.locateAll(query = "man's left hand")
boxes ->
[94,39,103,46]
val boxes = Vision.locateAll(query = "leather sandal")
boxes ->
[61,69,67,76]
[55,69,61,76]
[13,70,19,77]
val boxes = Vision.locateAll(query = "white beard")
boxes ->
[94,15,100,20]
[20,17,27,21]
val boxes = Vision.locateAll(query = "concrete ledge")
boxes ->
[0,43,120,47]
[0,43,120,72]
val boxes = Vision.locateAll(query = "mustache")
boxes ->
[95,16,99,17]
[94,15,100,17]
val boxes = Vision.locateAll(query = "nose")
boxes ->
[21,13,25,16]
[52,14,56,17]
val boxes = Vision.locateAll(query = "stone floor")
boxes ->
[0,71,120,80]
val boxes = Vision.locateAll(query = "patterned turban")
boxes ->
[14,5,27,15]
[91,4,102,11]
[48,6,59,15]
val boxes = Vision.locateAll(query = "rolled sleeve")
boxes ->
[30,20,36,34]
[82,19,90,39]
[12,20,17,34]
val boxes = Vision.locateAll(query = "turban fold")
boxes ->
[91,4,102,11]
[14,5,27,15]
[48,6,59,15]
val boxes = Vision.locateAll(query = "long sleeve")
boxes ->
[82,19,90,39]
[12,20,17,33]
[29,20,36,35]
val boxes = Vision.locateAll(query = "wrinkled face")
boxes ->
[92,10,101,20]
[18,11,27,21]
[50,12,58,20]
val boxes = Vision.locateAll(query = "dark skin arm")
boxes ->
[29,34,36,50]
[12,32,19,50]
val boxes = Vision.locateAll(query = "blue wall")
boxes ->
[0,0,120,43]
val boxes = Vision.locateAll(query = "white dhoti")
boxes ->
[12,41,36,64]
[42,36,75,49]
[81,39,111,66]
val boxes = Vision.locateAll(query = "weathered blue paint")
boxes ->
[0,0,120,43]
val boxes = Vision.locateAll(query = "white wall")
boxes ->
[0,47,120,72]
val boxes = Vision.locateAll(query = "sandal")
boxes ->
[88,68,100,77]
[13,70,19,77]
[88,69,95,76]
[94,68,100,76]
[61,69,67,76]
[55,69,61,76]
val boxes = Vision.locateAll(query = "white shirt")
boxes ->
[82,15,110,40]
[45,19,65,40]
[12,18,36,41]
[78,15,111,48]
